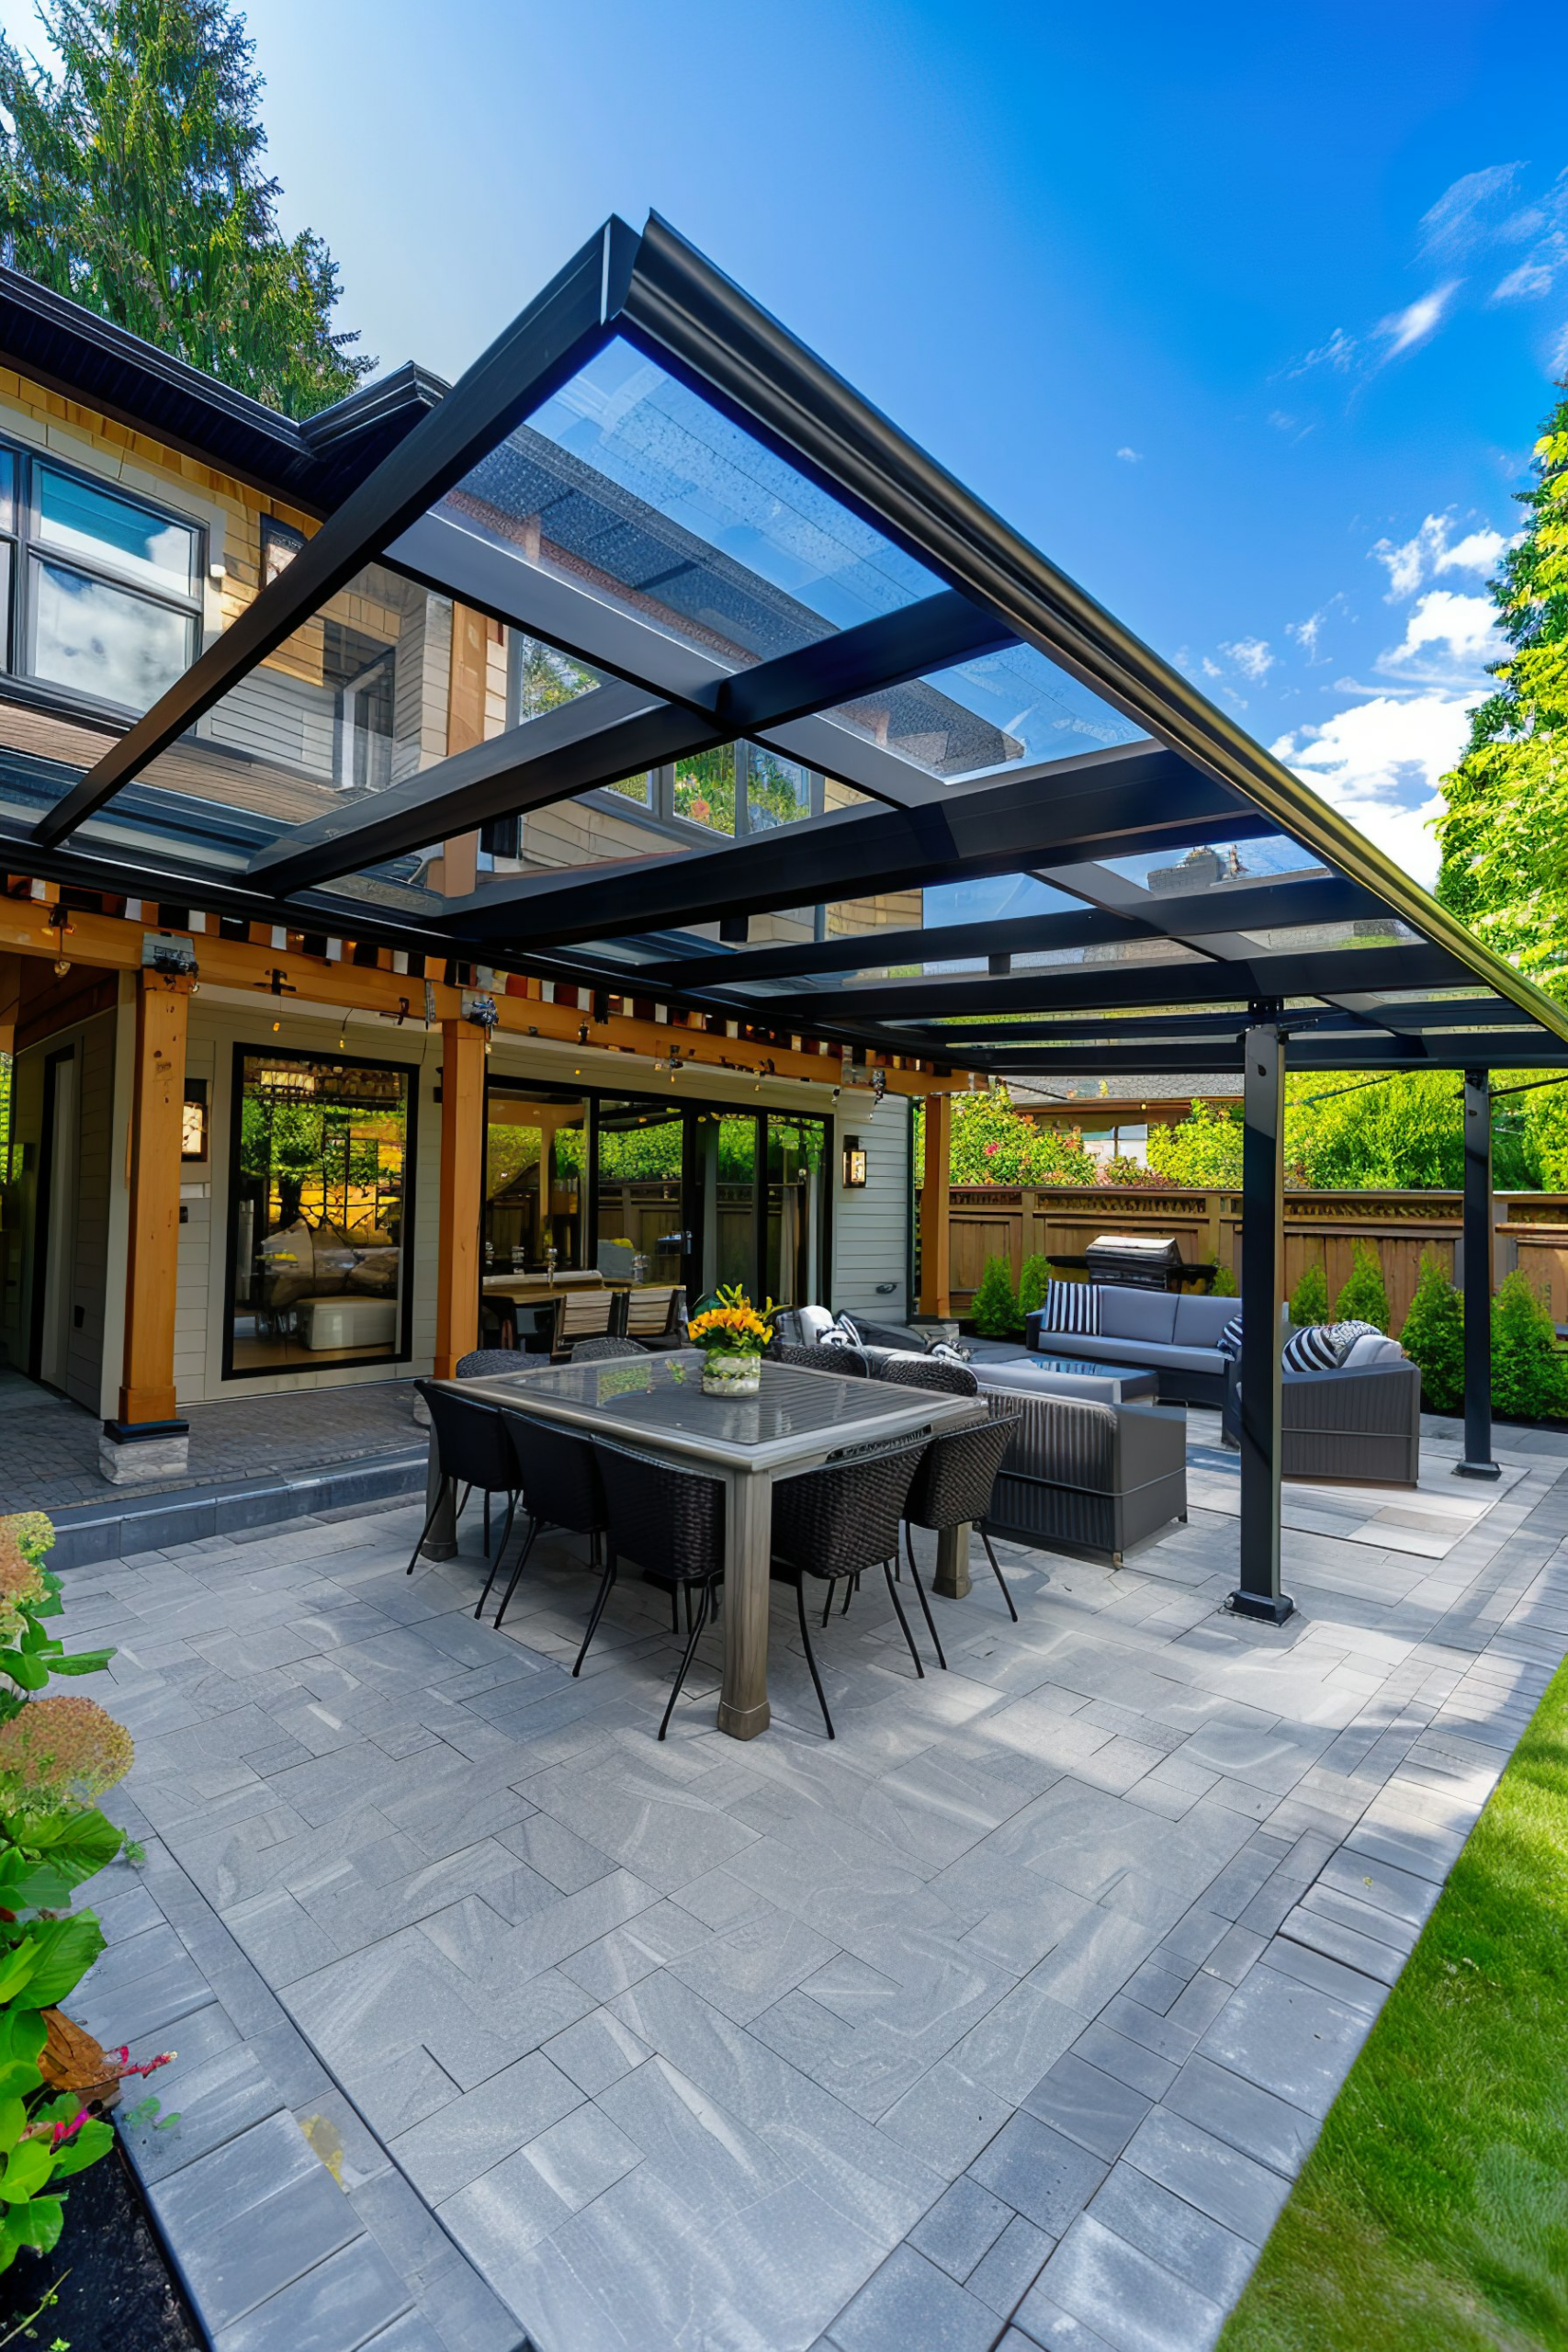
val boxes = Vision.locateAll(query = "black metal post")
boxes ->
[1231,1012,1293,1623]
[1456,1067,1500,1479]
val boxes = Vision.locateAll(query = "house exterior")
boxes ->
[0,272,923,1464]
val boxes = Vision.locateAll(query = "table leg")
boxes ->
[717,1471,772,1740]
[421,1435,458,1562]
[933,1520,972,1600]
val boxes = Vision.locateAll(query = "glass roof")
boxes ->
[815,639,1147,783]
[440,336,944,669]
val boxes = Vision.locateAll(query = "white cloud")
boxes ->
[1200,656,1223,680]
[1373,282,1461,360]
[1115,447,1142,463]
[1285,597,1344,663]
[1382,588,1503,676]
[1370,512,1507,601]
[1494,259,1557,302]
[1270,694,1475,886]
[1419,164,1529,258]
[1289,326,1357,378]
[1221,636,1274,683]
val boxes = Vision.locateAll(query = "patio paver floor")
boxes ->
[71,1407,1568,2352]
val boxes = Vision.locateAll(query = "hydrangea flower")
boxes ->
[0,1527,48,1642]
[0,1696,134,1804]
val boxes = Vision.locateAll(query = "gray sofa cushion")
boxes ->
[1105,1340,1225,1378]
[975,1360,1114,1398]
[1029,1330,1177,1369]
[1173,1295,1236,1346]
[1339,1332,1407,1368]
[1098,1289,1179,1343]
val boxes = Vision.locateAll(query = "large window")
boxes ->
[766,1114,827,1308]
[225,1048,414,1377]
[0,447,203,714]
[483,1087,588,1274]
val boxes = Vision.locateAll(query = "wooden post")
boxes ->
[919,1091,953,1318]
[103,971,191,1476]
[434,1016,485,1380]
[437,601,489,899]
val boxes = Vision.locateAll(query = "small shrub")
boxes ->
[1289,1265,1329,1327]
[1333,1240,1389,1332]
[1400,1249,1465,1413]
[1017,1254,1050,1325]
[970,1254,1020,1338]
[1492,1270,1568,1420]
[1211,1263,1238,1298]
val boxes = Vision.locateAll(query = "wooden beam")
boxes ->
[434,1017,486,1379]
[918,1091,953,1319]
[118,971,191,1428]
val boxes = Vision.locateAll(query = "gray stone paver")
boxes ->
[62,1407,1568,2352]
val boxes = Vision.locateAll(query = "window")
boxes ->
[225,1048,414,1376]
[0,449,204,714]
[261,514,306,584]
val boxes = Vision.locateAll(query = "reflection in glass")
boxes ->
[31,560,192,710]
[822,639,1147,782]
[37,465,196,593]
[747,746,812,830]
[228,1052,409,1374]
[766,1116,826,1306]
[674,746,736,833]
[483,1091,587,1273]
[694,1110,757,1296]
[594,1101,688,1285]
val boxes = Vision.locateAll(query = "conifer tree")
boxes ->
[0,0,371,416]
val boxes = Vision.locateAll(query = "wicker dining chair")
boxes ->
[769,1438,929,1738]
[874,1354,980,1397]
[903,1412,1024,1651]
[455,1347,538,1379]
[770,1339,870,1378]
[568,1337,646,1363]
[407,1380,521,1582]
[579,1441,728,1738]
[484,1414,607,1629]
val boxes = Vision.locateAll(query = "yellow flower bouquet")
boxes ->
[687,1284,777,1396]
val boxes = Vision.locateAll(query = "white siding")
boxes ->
[831,1097,911,1319]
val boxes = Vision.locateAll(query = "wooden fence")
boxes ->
[918,1183,1568,1333]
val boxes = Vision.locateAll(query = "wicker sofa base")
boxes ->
[985,1467,1189,1567]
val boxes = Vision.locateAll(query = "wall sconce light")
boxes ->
[841,1135,868,1188]
[181,1078,209,1162]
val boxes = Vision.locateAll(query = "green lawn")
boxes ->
[1219,1652,1568,2352]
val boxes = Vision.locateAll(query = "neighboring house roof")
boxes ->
[1010,1074,1243,1109]
[0,265,446,512]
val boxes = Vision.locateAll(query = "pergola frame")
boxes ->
[6,209,1567,1620]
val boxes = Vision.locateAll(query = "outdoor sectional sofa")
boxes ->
[973,1370,1189,1566]
[1025,1285,1236,1406]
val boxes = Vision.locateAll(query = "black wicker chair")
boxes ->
[904,1413,1024,1656]
[769,1439,929,1737]
[456,1347,537,1379]
[874,1354,979,1398]
[569,1337,646,1363]
[408,1381,522,1583]
[770,1339,871,1378]
[485,1414,606,1629]
[579,1442,728,1737]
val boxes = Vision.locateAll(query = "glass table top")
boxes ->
[457,1349,975,1466]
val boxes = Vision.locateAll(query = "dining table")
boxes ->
[425,1349,987,1738]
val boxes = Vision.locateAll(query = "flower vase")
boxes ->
[702,1351,761,1398]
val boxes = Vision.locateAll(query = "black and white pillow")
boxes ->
[1281,1324,1341,1373]
[1325,1318,1384,1361]
[817,1314,863,1351]
[1043,1280,1100,1337]
[1217,1314,1244,1363]
[930,1339,973,1363]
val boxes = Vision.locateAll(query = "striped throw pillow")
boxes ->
[1281,1324,1340,1373]
[1217,1314,1244,1363]
[1043,1281,1100,1337]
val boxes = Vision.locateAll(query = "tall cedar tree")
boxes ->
[0,0,372,415]
[1435,386,1568,991]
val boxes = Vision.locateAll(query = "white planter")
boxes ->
[702,1352,761,1397]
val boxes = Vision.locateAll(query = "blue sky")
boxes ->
[7,0,1558,884]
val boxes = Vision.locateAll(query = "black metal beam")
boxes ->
[34,220,633,850]
[918,1034,1563,1078]
[636,874,1384,990]
[1458,1067,1500,1481]
[248,683,717,894]
[740,943,1466,1026]
[908,998,1539,1049]
[437,742,1260,950]
[1232,1017,1292,1623]
[704,590,1015,734]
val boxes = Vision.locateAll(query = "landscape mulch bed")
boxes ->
[0,2137,199,2352]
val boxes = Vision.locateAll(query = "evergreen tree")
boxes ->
[1332,1241,1389,1332]
[0,0,372,415]
[1399,1249,1464,1413]
[1017,1252,1050,1325]
[969,1254,1020,1339]
[1434,389,1568,990]
[1491,1269,1568,1420]
[1288,1264,1329,1327]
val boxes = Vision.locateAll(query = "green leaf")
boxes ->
[0,2136,56,2202]
[50,2119,111,2178]
[0,2064,40,2104]
[2,1653,50,1691]
[0,1942,43,2006]
[49,1648,114,1677]
[17,1914,103,2009]
[0,2098,26,2155]
[0,2010,47,2074]
[1,2191,62,2253]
